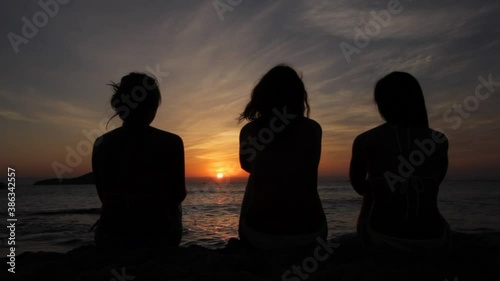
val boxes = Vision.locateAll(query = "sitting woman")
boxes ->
[238,64,327,250]
[350,72,450,254]
[92,72,186,251]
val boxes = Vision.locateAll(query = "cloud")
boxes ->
[1,0,499,178]
[0,109,39,122]
[0,89,100,129]
[300,0,497,41]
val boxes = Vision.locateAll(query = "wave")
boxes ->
[28,208,101,216]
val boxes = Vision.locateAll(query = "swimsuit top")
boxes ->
[369,124,438,220]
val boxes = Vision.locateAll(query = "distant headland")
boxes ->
[34,172,94,186]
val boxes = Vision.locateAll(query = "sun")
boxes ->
[216,173,224,179]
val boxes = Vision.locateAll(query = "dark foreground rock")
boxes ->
[2,232,500,281]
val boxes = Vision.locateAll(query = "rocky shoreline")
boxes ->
[2,232,500,281]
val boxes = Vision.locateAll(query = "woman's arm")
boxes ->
[92,137,104,203]
[239,124,254,173]
[437,136,449,185]
[171,136,187,205]
[312,120,322,167]
[349,135,369,196]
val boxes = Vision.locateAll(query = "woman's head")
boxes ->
[239,64,310,122]
[374,71,429,128]
[108,72,161,126]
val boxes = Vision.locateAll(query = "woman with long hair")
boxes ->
[350,72,450,254]
[238,64,327,250]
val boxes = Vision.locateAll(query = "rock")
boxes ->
[34,172,94,186]
[1,232,499,281]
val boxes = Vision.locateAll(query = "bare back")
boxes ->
[350,123,448,238]
[92,125,186,238]
[239,117,326,235]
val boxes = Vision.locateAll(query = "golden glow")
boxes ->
[216,173,224,179]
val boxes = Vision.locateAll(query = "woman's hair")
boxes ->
[107,72,161,126]
[239,64,310,123]
[374,71,429,128]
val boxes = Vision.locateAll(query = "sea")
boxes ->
[0,181,499,255]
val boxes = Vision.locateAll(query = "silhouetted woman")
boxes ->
[238,64,327,250]
[92,72,186,251]
[350,72,449,254]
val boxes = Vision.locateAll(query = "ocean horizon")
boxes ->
[0,180,499,256]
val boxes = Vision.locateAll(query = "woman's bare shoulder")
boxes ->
[94,127,123,146]
[240,121,259,136]
[354,123,388,142]
[302,118,321,129]
[149,127,183,144]
[428,128,448,143]
[298,118,322,138]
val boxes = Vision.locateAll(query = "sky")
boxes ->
[1,0,499,182]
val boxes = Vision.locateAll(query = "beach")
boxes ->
[2,231,500,281]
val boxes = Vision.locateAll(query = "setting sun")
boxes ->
[217,173,224,179]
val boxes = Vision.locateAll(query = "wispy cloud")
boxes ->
[1,0,499,179]
[0,109,39,123]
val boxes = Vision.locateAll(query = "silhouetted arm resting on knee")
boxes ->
[349,135,369,196]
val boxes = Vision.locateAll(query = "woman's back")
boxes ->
[354,123,448,238]
[237,65,326,249]
[240,117,325,234]
[93,125,186,238]
[92,72,185,249]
